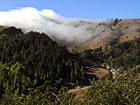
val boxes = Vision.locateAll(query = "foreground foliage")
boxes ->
[1,62,140,104]
[83,66,140,104]
[0,62,76,105]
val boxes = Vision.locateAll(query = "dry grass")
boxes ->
[72,19,140,52]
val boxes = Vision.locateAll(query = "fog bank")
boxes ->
[0,7,108,46]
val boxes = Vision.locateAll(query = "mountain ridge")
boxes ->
[72,19,140,52]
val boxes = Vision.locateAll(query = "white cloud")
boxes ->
[0,7,108,46]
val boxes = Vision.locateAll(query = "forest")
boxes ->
[0,27,85,104]
[1,26,140,104]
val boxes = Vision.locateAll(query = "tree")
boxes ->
[113,18,119,26]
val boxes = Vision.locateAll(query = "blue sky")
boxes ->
[0,0,140,19]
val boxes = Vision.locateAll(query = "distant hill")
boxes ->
[72,19,140,52]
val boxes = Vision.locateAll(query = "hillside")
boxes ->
[1,18,140,104]
[3,19,140,53]
[62,32,140,104]
[72,19,140,52]
[0,26,88,104]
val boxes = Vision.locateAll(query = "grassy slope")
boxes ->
[72,19,140,52]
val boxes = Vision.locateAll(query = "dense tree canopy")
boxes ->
[105,38,140,69]
[0,27,85,104]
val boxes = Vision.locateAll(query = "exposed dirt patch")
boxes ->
[68,60,109,99]
[68,86,91,99]
[86,67,109,79]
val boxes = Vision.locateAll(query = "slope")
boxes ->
[0,26,87,104]
[73,19,140,52]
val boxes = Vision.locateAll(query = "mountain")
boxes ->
[1,16,140,104]
[0,26,23,35]
[0,7,113,47]
[73,19,140,52]
[0,26,87,104]
[1,8,140,52]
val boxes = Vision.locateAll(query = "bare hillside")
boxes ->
[72,19,140,52]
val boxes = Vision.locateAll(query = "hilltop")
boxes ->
[72,19,140,52]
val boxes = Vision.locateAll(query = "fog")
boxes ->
[0,7,108,46]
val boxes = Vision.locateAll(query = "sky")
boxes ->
[0,0,140,19]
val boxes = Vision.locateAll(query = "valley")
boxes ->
[68,60,110,99]
[0,18,140,104]
[0,0,140,104]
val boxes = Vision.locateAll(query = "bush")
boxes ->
[113,18,119,26]
[83,66,140,105]
[118,66,126,73]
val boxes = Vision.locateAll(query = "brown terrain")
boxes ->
[68,19,140,99]
[72,19,140,52]
[68,60,109,99]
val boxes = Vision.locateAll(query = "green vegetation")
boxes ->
[69,38,140,104]
[82,65,140,104]
[113,18,121,26]
[0,31,85,83]
[0,62,76,104]
[0,27,85,104]
[80,47,104,63]
[72,46,88,53]
[1,26,140,104]
[105,38,140,69]
[81,38,140,71]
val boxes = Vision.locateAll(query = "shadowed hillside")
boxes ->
[0,26,87,104]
